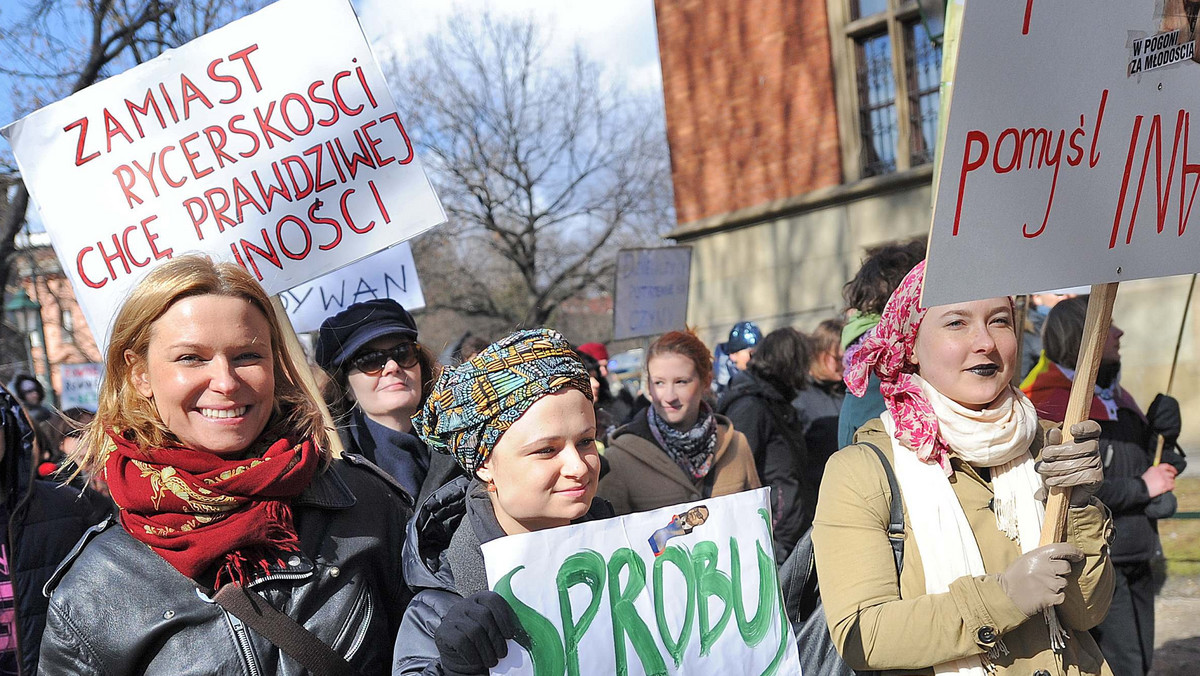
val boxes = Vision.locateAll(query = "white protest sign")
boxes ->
[613,247,691,341]
[925,1,1200,306]
[1,0,445,346]
[59,363,104,411]
[481,488,800,676]
[279,242,424,332]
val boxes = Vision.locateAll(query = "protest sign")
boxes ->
[279,241,424,332]
[613,247,691,341]
[2,0,445,347]
[924,1,1200,306]
[59,363,104,411]
[481,488,800,676]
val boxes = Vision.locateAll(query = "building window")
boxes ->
[830,0,944,180]
[60,307,75,344]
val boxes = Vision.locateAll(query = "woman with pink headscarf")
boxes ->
[812,262,1115,675]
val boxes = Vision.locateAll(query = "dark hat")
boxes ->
[726,321,763,354]
[316,299,418,372]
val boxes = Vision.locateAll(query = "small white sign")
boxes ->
[613,247,691,341]
[925,1,1200,306]
[279,242,425,333]
[2,0,445,347]
[482,488,800,676]
[59,363,104,411]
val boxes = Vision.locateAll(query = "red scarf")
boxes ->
[104,430,318,589]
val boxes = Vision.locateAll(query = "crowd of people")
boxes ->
[0,241,1185,675]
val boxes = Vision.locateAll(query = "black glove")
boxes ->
[1147,393,1182,448]
[1145,491,1179,520]
[434,591,520,676]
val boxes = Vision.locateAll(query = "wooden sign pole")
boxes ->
[1039,283,1118,546]
[1154,273,1195,465]
[270,295,345,457]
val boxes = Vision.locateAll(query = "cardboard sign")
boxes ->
[925,1,1200,306]
[613,247,691,341]
[2,0,445,346]
[481,488,800,676]
[279,242,424,332]
[59,363,104,411]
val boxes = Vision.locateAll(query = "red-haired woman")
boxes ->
[598,330,760,513]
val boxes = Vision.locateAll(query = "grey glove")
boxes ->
[996,543,1084,617]
[1036,421,1104,506]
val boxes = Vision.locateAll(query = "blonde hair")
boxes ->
[74,255,330,476]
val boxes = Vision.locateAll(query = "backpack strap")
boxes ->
[859,442,905,574]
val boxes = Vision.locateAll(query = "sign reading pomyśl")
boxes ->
[1,0,445,346]
[481,488,800,676]
[280,242,425,333]
[924,1,1200,306]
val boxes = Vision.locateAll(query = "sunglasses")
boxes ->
[347,342,419,375]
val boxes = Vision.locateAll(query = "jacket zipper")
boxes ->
[343,593,373,662]
[227,611,262,676]
[331,587,374,662]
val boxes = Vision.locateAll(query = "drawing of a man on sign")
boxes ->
[1,0,445,348]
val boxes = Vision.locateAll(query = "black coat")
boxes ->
[1091,408,1187,564]
[0,385,109,676]
[717,370,811,563]
[37,454,413,675]
[338,409,464,508]
[393,477,613,675]
[791,377,846,485]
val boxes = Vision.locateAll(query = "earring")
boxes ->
[486,480,497,493]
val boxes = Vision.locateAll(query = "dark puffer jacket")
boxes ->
[718,370,810,563]
[37,454,413,675]
[393,477,613,675]
[0,385,109,676]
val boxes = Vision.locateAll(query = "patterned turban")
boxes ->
[413,328,593,474]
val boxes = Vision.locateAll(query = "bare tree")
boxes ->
[0,0,268,301]
[392,12,673,327]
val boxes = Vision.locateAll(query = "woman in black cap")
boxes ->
[317,298,460,505]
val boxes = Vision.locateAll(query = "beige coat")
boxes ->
[598,412,761,514]
[813,419,1114,675]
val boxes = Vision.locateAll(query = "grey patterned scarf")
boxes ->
[647,402,718,479]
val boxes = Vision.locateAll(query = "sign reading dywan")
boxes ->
[924,1,1200,306]
[1,0,445,346]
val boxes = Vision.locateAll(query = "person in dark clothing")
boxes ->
[837,239,925,448]
[395,329,610,676]
[718,327,811,563]
[0,383,108,676]
[793,319,847,487]
[1024,296,1185,676]
[39,256,414,675]
[317,298,462,506]
[576,342,633,433]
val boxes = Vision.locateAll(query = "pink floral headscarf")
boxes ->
[843,261,950,471]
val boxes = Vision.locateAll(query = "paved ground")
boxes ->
[1150,576,1200,676]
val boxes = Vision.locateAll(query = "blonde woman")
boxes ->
[40,255,413,675]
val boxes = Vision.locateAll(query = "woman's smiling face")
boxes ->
[911,297,1017,410]
[128,294,275,456]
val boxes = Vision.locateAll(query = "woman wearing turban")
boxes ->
[393,329,613,676]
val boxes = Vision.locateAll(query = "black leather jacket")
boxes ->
[37,454,413,675]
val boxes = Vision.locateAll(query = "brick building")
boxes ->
[653,0,1200,450]
[655,0,943,344]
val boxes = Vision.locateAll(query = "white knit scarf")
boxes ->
[883,377,1046,675]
